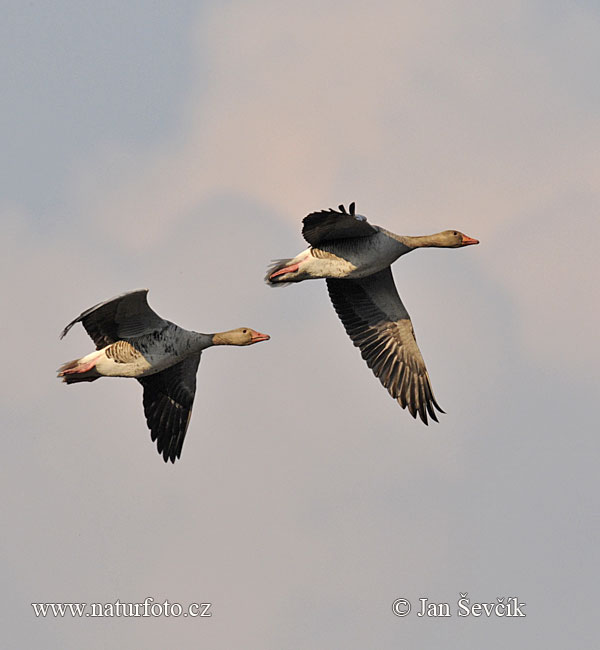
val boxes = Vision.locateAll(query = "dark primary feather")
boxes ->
[60,289,166,349]
[137,353,202,463]
[302,203,378,247]
[326,268,444,424]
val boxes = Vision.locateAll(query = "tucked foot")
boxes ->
[269,262,300,279]
[57,353,102,384]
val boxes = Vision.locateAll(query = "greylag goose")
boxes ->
[266,203,479,424]
[58,289,270,463]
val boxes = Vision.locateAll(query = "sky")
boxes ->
[2,1,599,648]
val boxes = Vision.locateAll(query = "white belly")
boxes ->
[94,350,153,378]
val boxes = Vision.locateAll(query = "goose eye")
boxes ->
[242,329,248,334]
[453,231,458,236]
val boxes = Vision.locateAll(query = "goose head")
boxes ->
[212,328,271,346]
[434,230,480,248]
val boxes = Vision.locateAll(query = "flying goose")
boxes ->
[58,289,270,463]
[266,203,479,424]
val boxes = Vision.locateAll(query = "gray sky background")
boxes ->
[2,1,599,648]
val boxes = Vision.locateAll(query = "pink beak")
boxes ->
[461,234,479,246]
[251,331,270,343]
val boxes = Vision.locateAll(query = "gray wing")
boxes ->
[137,353,202,463]
[60,289,167,349]
[326,268,444,424]
[302,202,378,247]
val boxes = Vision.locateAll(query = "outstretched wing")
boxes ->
[326,268,444,424]
[302,202,378,247]
[137,353,202,463]
[60,289,167,349]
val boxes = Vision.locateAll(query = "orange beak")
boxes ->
[251,330,270,343]
[461,234,479,246]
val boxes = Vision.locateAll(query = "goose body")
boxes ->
[58,289,269,463]
[268,230,408,281]
[266,203,479,424]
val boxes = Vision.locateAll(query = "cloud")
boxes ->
[63,1,600,376]
[4,3,600,648]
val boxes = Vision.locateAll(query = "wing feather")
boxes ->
[137,353,202,463]
[302,203,378,247]
[326,268,444,424]
[60,289,167,349]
